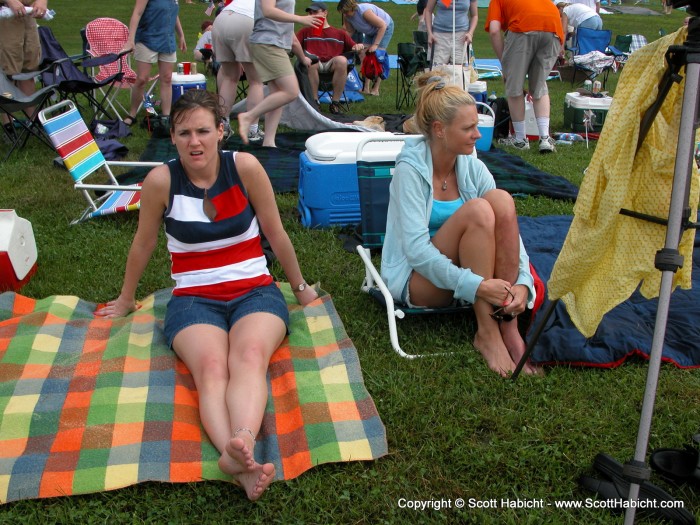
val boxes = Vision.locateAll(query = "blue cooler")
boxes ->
[172,73,207,103]
[298,132,405,228]
[468,81,487,104]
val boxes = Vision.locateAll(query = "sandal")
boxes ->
[122,115,137,127]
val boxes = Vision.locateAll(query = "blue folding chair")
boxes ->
[568,27,616,87]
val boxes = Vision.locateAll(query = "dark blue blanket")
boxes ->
[520,215,700,368]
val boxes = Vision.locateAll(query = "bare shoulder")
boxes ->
[233,152,268,187]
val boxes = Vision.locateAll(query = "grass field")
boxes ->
[1,1,698,524]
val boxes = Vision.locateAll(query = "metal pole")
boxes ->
[624,58,700,525]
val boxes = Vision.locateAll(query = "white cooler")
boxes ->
[171,73,207,103]
[298,132,406,228]
[564,92,613,133]
[0,210,38,292]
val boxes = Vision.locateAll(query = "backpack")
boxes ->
[361,52,382,81]
[489,97,511,139]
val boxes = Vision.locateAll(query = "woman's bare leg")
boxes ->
[409,198,516,376]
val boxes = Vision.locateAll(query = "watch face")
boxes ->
[298,283,306,291]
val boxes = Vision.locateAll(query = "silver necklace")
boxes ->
[441,169,454,191]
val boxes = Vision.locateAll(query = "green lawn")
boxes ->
[0,1,698,524]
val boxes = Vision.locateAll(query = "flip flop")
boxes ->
[650,445,700,486]
[580,452,697,525]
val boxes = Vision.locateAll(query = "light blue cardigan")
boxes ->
[380,136,535,306]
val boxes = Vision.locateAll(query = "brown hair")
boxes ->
[337,0,357,14]
[170,89,225,130]
[413,70,476,139]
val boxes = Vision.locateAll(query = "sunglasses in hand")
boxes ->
[490,287,516,322]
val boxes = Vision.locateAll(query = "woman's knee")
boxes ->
[458,198,497,230]
[484,189,517,217]
[229,343,269,375]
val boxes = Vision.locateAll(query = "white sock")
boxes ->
[249,123,259,134]
[536,117,550,139]
[512,120,526,141]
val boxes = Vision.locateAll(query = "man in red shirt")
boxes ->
[485,0,563,153]
[296,2,364,114]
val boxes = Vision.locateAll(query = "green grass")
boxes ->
[1,1,698,524]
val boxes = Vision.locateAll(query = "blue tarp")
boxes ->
[520,215,700,369]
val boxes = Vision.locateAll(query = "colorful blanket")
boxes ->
[0,285,387,504]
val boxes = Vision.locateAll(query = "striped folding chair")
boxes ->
[38,100,161,224]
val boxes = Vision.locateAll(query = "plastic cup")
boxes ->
[204,43,213,50]
[183,62,191,75]
[312,17,325,37]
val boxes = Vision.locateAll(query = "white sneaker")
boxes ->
[497,136,530,150]
[539,136,556,153]
[248,129,265,143]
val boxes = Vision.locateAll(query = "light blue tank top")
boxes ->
[429,197,463,237]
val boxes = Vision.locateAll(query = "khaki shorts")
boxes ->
[501,31,560,99]
[133,42,177,64]
[431,30,469,66]
[212,11,254,63]
[250,43,293,83]
[0,17,41,75]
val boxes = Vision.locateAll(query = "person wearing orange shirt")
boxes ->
[485,0,563,153]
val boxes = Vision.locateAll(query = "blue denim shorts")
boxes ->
[163,283,289,348]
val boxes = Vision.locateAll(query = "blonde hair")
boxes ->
[413,70,476,139]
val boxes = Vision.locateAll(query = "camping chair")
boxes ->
[568,27,616,88]
[355,135,474,359]
[84,17,159,120]
[395,43,427,110]
[607,34,633,69]
[0,67,57,160]
[38,100,161,224]
[38,26,129,125]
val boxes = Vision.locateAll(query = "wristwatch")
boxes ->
[294,282,307,292]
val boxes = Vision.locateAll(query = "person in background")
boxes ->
[96,89,318,500]
[337,0,393,96]
[485,0,563,153]
[213,0,266,142]
[237,0,323,147]
[425,0,478,67]
[296,1,364,115]
[122,0,187,126]
[0,0,49,134]
[381,71,538,377]
[554,0,602,46]
[410,0,429,32]
[194,19,215,69]
[570,0,600,14]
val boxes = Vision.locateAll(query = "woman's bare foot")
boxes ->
[237,113,252,144]
[501,322,543,376]
[473,330,517,377]
[219,435,256,475]
[236,462,275,501]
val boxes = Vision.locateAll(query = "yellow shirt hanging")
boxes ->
[547,27,700,338]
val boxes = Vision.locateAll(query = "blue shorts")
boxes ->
[163,283,289,348]
[363,20,394,49]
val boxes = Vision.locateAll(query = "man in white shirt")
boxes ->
[570,0,600,14]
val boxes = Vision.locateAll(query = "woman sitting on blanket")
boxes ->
[380,71,538,377]
[96,89,318,500]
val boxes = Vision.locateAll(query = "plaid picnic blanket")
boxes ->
[0,284,387,504]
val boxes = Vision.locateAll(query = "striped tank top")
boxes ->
[164,151,272,300]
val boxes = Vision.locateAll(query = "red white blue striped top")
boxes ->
[164,151,272,300]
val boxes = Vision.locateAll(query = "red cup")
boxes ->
[183,62,191,75]
[312,17,325,37]
[204,43,213,50]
